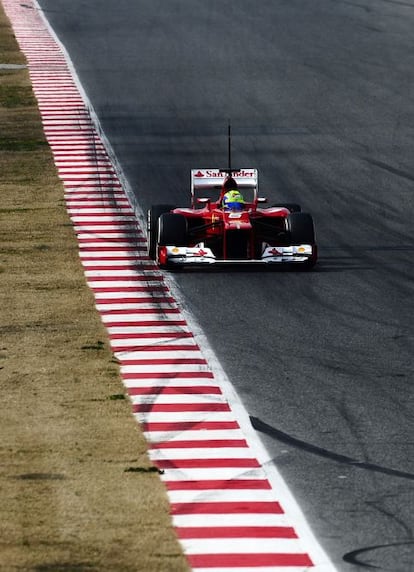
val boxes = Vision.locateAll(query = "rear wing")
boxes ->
[191,169,258,206]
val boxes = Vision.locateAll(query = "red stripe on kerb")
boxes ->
[154,459,260,469]
[79,240,144,245]
[171,500,281,514]
[176,526,298,538]
[121,355,202,363]
[77,223,142,230]
[80,258,152,264]
[125,372,214,381]
[150,439,248,449]
[96,297,175,305]
[116,345,199,352]
[165,479,272,490]
[58,158,111,164]
[72,207,132,212]
[61,175,117,181]
[80,247,143,252]
[99,308,181,315]
[82,265,146,271]
[105,320,186,327]
[66,183,123,188]
[52,143,107,149]
[76,224,134,230]
[187,553,313,567]
[78,238,139,245]
[113,333,194,341]
[91,286,168,293]
[132,402,227,413]
[142,421,240,431]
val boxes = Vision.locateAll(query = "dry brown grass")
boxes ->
[0,6,189,571]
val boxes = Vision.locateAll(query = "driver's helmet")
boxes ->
[222,190,245,211]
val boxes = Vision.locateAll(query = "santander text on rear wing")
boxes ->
[191,169,258,205]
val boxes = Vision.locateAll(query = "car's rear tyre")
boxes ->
[272,203,301,213]
[147,204,175,259]
[286,212,315,243]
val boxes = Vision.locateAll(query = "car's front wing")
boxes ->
[158,244,316,266]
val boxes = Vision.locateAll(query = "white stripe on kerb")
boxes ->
[179,537,305,555]
[166,489,277,504]
[161,468,267,482]
[148,449,254,462]
[172,513,289,528]
[133,412,236,424]
[145,430,246,442]
[129,394,225,405]
[122,378,213,389]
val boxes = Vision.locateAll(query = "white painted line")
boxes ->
[93,291,170,300]
[79,252,145,259]
[167,489,279,504]
[160,467,267,482]
[66,198,129,204]
[70,215,137,222]
[85,270,157,278]
[179,537,305,554]
[148,449,254,462]
[112,339,191,350]
[75,242,141,249]
[115,348,198,359]
[67,209,133,215]
[133,412,237,424]
[122,378,215,389]
[145,429,246,443]
[127,385,221,397]
[173,513,289,528]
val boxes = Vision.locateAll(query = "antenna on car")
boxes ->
[222,122,238,175]
[228,122,232,172]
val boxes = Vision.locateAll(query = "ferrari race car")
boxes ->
[147,168,317,269]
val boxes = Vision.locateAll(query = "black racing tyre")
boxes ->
[147,204,175,259]
[158,213,188,247]
[286,212,315,244]
[272,203,301,213]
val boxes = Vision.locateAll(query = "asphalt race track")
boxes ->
[35,1,414,570]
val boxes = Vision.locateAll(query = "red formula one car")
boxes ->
[147,168,317,269]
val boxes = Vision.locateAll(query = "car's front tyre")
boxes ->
[147,204,176,259]
[157,213,188,268]
[285,212,317,270]
[286,212,315,244]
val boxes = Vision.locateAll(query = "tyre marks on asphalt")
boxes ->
[3,1,335,569]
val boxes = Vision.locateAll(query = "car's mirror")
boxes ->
[257,197,267,203]
[197,198,210,204]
